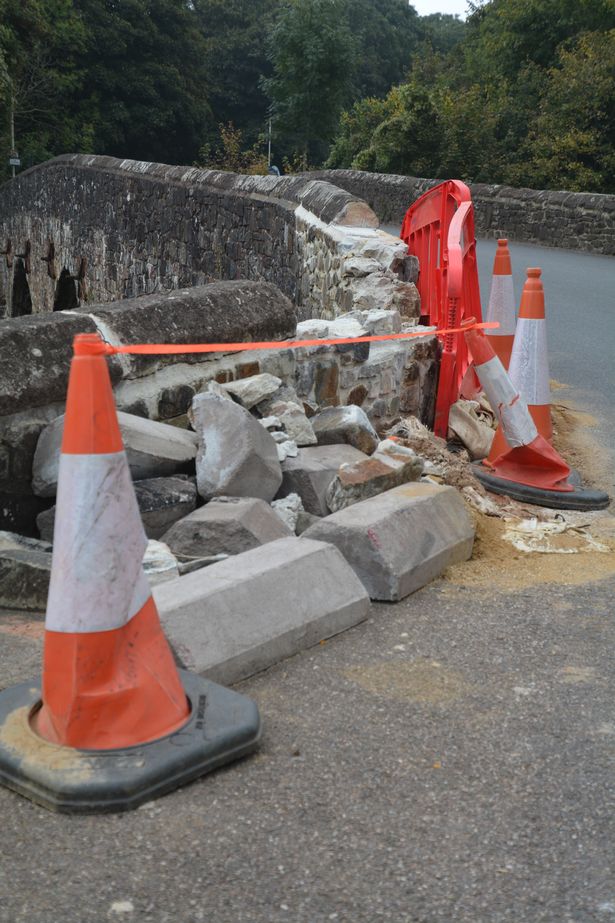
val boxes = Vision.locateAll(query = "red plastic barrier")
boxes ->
[400,181,482,437]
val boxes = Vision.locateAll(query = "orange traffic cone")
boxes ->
[509,267,552,440]
[34,333,189,749]
[463,320,608,510]
[485,266,551,463]
[485,239,516,369]
[0,333,261,812]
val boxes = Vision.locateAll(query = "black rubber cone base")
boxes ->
[0,670,261,814]
[472,463,610,510]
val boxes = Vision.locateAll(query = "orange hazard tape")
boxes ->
[86,321,500,357]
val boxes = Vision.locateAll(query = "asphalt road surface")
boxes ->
[1,568,615,923]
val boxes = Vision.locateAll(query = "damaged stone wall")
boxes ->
[0,155,419,322]
[0,281,438,534]
[308,170,615,255]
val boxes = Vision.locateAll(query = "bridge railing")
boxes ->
[400,180,482,437]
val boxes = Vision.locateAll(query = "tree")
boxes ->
[327,81,442,176]
[350,0,422,100]
[194,0,276,147]
[511,30,615,192]
[420,13,467,55]
[263,0,356,165]
[70,0,211,165]
[0,0,87,180]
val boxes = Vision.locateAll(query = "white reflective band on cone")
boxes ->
[509,317,550,404]
[486,276,516,336]
[46,452,151,633]
[474,356,538,448]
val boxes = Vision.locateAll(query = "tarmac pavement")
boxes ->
[1,565,614,922]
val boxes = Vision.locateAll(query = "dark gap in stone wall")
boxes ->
[53,268,79,311]
[11,260,32,317]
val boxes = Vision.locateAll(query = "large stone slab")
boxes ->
[36,475,198,541]
[191,392,282,502]
[154,536,370,684]
[277,444,369,516]
[32,412,198,498]
[161,496,291,558]
[301,482,475,601]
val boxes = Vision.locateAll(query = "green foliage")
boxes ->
[350,0,422,99]
[511,29,615,192]
[420,13,467,55]
[262,0,356,164]
[195,0,276,147]
[328,0,615,192]
[196,122,268,175]
[71,0,211,164]
[0,0,614,191]
[327,84,441,176]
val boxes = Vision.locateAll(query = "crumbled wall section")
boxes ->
[0,154,419,321]
[308,170,615,255]
[0,281,437,535]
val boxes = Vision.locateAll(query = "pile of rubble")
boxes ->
[0,360,475,684]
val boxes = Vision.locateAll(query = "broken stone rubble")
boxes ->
[312,404,379,455]
[191,392,282,502]
[325,445,424,513]
[271,493,304,532]
[277,444,369,516]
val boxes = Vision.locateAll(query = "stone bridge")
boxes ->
[0,155,418,321]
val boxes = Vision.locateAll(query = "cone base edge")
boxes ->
[471,464,610,511]
[0,670,261,814]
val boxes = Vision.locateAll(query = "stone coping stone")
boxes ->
[301,482,475,601]
[37,476,198,542]
[154,536,370,685]
[80,281,297,379]
[0,312,113,417]
[46,155,379,227]
[161,496,291,558]
[32,411,198,498]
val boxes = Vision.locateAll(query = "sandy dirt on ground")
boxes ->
[443,393,615,592]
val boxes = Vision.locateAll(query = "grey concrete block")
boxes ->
[301,482,475,601]
[154,536,370,684]
[32,412,198,498]
[191,392,282,502]
[37,476,198,542]
[161,496,291,558]
[277,444,369,516]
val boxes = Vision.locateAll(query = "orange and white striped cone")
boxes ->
[485,266,551,464]
[0,333,261,813]
[509,267,552,440]
[485,239,516,369]
[463,321,608,510]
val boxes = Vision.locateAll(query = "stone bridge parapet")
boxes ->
[0,155,418,322]
[308,170,615,255]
